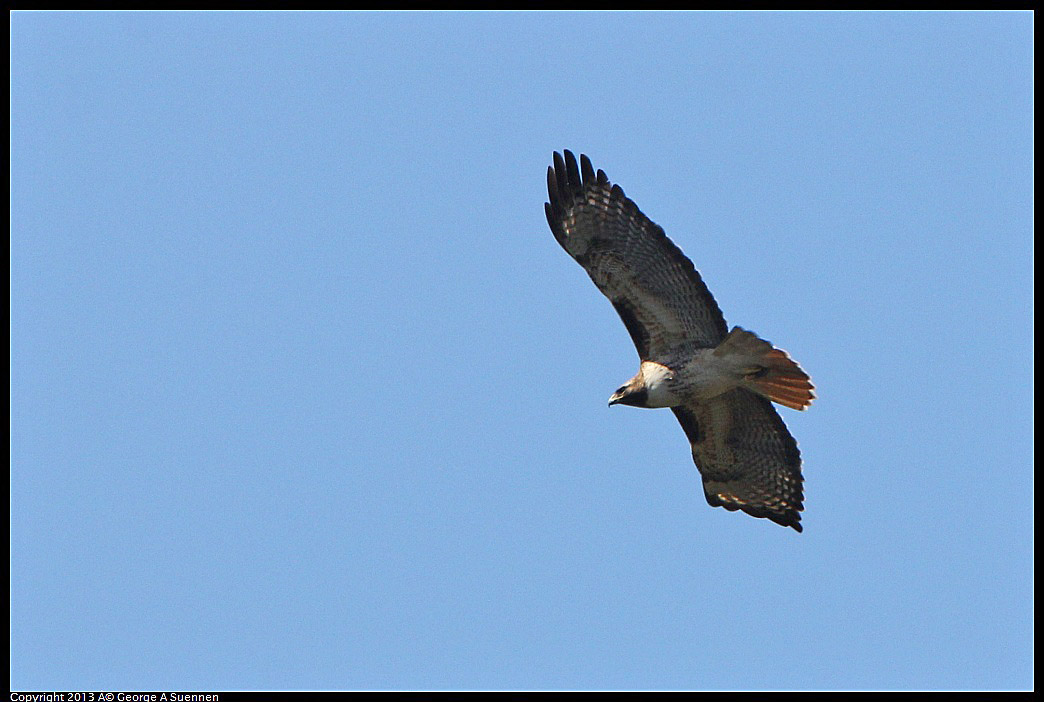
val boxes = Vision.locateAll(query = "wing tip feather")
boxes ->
[580,153,595,185]
[705,488,804,532]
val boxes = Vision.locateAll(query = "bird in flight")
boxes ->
[544,150,814,532]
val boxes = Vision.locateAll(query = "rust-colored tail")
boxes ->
[717,327,816,411]
[749,347,815,410]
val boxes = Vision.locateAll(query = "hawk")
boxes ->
[545,150,814,532]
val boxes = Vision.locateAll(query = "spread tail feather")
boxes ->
[716,327,815,411]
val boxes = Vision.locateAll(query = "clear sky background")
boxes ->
[10,11,1033,691]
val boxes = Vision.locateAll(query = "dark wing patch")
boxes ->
[545,150,728,358]
[674,390,804,532]
[671,406,701,444]
[611,298,652,361]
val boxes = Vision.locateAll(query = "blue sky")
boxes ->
[10,11,1033,691]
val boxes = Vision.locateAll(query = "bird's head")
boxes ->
[608,374,648,408]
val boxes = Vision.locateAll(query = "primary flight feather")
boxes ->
[545,150,814,532]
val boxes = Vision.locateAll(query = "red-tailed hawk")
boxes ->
[545,150,814,532]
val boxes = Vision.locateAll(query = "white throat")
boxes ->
[640,361,680,408]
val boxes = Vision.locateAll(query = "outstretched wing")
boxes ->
[545,150,727,359]
[672,389,804,532]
